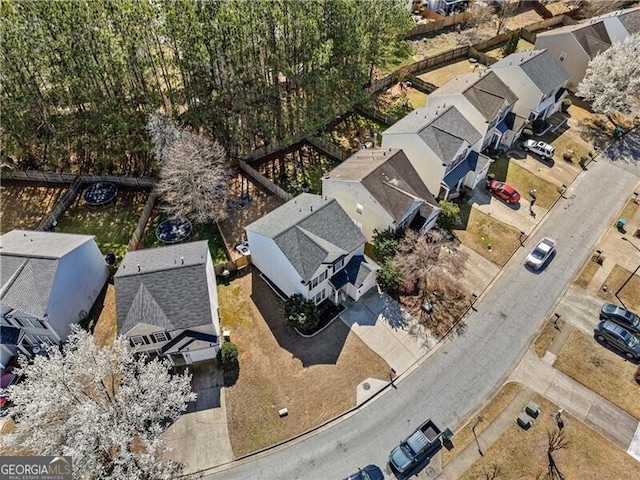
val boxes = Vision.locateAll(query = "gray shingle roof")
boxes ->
[329,255,378,290]
[0,230,100,319]
[617,8,640,34]
[245,194,366,281]
[325,148,438,223]
[0,230,94,259]
[434,71,518,121]
[572,22,611,58]
[114,241,215,335]
[491,50,569,96]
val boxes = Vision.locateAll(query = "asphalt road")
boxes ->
[206,133,640,480]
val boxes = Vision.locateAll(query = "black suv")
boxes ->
[599,303,640,334]
[594,320,640,360]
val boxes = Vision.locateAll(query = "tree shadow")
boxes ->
[250,272,348,367]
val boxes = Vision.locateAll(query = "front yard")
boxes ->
[219,270,390,456]
[489,157,560,209]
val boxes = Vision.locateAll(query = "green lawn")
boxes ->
[489,157,560,209]
[143,211,228,264]
[56,190,147,262]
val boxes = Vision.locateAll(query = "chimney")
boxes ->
[181,256,184,265]
[137,264,141,272]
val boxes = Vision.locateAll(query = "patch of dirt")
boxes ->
[0,184,65,233]
[92,284,117,347]
[221,271,390,457]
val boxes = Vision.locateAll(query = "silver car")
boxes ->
[524,139,555,160]
[526,237,556,270]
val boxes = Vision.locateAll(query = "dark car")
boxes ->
[599,303,640,334]
[0,373,19,409]
[594,320,640,360]
[487,180,521,204]
[343,465,384,480]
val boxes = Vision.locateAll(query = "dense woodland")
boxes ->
[0,0,412,175]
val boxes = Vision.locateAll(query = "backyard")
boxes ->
[55,189,148,261]
[0,184,65,233]
[219,270,390,456]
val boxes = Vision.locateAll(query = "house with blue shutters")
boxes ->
[114,241,220,366]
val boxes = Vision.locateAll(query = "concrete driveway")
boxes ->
[163,361,234,475]
[339,290,433,375]
[469,184,542,235]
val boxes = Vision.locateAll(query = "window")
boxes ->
[356,203,363,214]
[332,257,345,272]
[152,331,169,343]
[309,270,327,290]
[313,289,326,305]
[559,51,567,62]
[130,336,148,347]
[13,317,44,329]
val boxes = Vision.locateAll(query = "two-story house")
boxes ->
[322,148,440,241]
[114,241,220,366]
[489,49,570,123]
[381,104,485,200]
[245,193,379,306]
[535,6,640,91]
[428,69,525,150]
[0,230,108,368]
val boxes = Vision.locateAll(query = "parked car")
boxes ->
[487,180,521,204]
[599,303,640,334]
[525,237,556,270]
[0,373,19,409]
[523,139,555,160]
[389,419,443,473]
[594,320,640,360]
[343,465,384,480]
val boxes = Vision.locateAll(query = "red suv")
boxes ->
[487,180,521,204]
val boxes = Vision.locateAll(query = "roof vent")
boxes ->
[137,264,141,272]
[310,205,313,212]
[181,256,184,265]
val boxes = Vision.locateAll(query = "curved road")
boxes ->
[207,135,640,480]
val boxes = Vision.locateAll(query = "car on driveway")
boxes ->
[525,237,556,270]
[487,180,521,204]
[523,139,555,160]
[599,303,640,334]
[594,320,640,360]
[343,465,384,480]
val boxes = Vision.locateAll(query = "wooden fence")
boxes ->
[406,11,471,38]
[36,177,84,231]
[531,0,554,19]
[406,75,438,94]
[305,136,349,162]
[473,31,515,52]
[1,169,77,184]
[468,47,499,66]
[238,160,293,203]
[354,106,399,127]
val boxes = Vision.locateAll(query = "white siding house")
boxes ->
[322,148,440,241]
[246,194,379,305]
[428,70,523,150]
[490,50,570,122]
[382,104,484,200]
[114,241,220,366]
[0,230,108,363]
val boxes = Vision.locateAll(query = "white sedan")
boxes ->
[526,237,556,270]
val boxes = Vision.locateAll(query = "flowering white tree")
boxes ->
[147,113,232,224]
[577,33,640,115]
[1,327,196,480]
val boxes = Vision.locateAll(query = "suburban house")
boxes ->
[381,104,485,200]
[114,241,220,366]
[321,148,440,241]
[489,49,570,123]
[0,230,108,366]
[534,6,640,90]
[428,69,525,150]
[245,193,379,305]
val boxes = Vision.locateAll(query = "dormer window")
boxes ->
[152,331,169,343]
[333,257,345,272]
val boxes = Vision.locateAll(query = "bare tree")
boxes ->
[494,0,521,36]
[457,4,494,46]
[146,113,182,164]
[481,463,502,480]
[155,131,232,224]
[567,0,631,20]
[547,428,570,480]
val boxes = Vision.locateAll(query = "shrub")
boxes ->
[284,293,319,334]
[522,128,534,139]
[218,341,239,370]
[372,227,404,263]
[377,262,402,294]
[501,32,519,57]
[561,98,572,112]
[532,119,547,134]
[438,200,461,230]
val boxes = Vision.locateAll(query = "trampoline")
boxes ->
[156,218,192,244]
[83,182,118,207]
